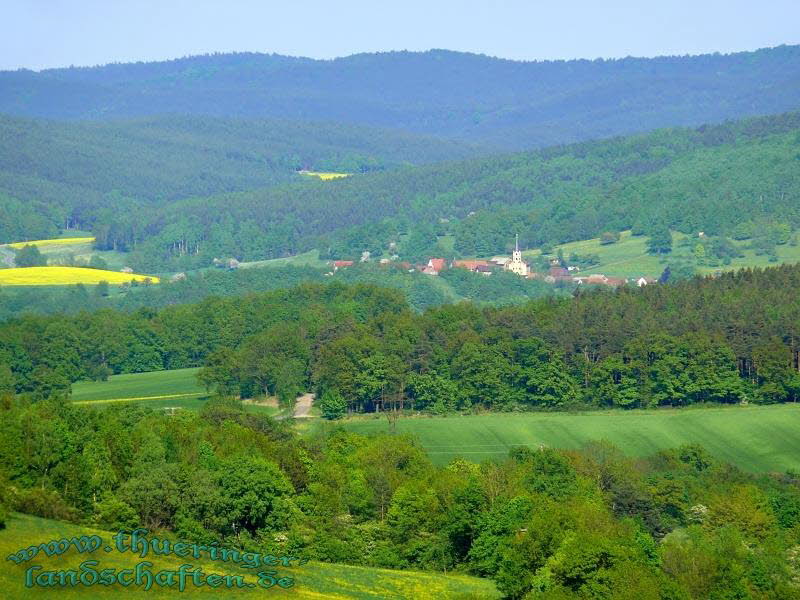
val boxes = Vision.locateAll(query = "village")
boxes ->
[329,236,658,288]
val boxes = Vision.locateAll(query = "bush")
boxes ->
[92,495,139,530]
[14,244,47,267]
[16,488,79,522]
[600,231,620,245]
[319,389,347,420]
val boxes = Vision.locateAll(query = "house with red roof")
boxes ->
[423,258,446,275]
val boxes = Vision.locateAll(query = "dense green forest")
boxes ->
[1,264,798,410]
[2,397,800,598]
[2,45,799,148]
[0,113,479,242]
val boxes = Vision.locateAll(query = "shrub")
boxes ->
[320,389,347,420]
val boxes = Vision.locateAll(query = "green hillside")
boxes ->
[3,46,799,148]
[2,110,799,275]
[523,229,800,279]
[0,113,481,244]
[0,514,498,598]
[338,405,800,472]
[121,111,800,271]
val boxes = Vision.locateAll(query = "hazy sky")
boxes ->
[3,0,799,70]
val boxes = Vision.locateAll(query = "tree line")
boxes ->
[0,262,564,321]
[1,264,799,410]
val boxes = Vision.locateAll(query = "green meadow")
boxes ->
[337,404,800,472]
[0,514,498,599]
[70,368,283,416]
[71,368,205,405]
[238,249,328,270]
[522,230,800,279]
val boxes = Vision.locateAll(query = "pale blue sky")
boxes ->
[3,0,799,70]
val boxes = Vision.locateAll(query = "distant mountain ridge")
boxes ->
[2,46,799,148]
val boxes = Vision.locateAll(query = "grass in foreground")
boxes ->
[336,404,800,472]
[0,514,498,599]
[0,267,159,286]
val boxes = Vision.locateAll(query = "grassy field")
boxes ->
[0,267,159,286]
[71,368,205,405]
[239,249,328,270]
[1,232,130,270]
[521,230,800,279]
[70,368,281,416]
[0,513,498,599]
[336,405,800,472]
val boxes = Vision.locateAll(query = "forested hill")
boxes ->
[3,110,799,270]
[120,111,800,270]
[2,263,799,408]
[2,45,799,148]
[0,113,481,240]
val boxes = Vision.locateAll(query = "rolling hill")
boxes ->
[337,405,800,472]
[120,111,800,270]
[2,46,800,148]
[0,113,482,243]
[2,110,798,275]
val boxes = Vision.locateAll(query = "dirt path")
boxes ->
[293,393,315,418]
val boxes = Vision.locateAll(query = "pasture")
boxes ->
[337,405,800,472]
[0,267,159,286]
[1,233,129,271]
[238,249,328,269]
[71,368,205,406]
[0,514,498,599]
[71,368,281,416]
[522,230,800,279]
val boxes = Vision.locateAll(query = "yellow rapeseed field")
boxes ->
[0,267,159,286]
[3,236,96,249]
[298,170,351,180]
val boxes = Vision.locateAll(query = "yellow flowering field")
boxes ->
[4,237,96,249]
[0,267,159,286]
[298,170,351,180]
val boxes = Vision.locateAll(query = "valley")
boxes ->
[2,30,800,599]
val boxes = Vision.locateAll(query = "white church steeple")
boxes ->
[507,233,529,276]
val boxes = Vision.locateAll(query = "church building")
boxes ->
[505,234,529,277]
